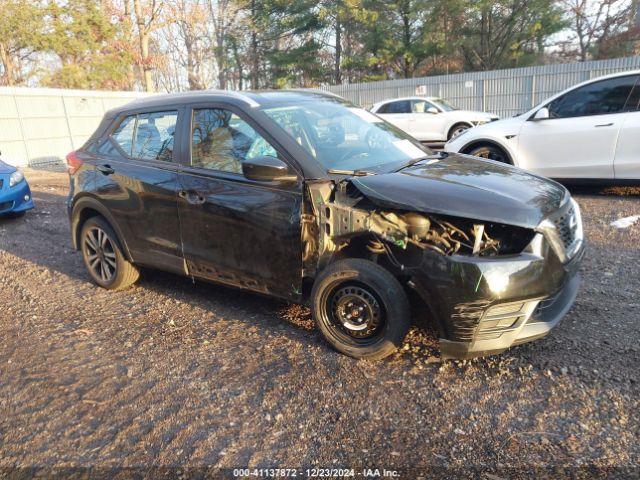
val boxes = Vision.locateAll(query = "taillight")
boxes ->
[66,151,84,174]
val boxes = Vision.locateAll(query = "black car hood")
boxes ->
[350,154,568,229]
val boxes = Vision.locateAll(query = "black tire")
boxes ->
[448,123,471,140]
[80,216,139,290]
[311,258,410,360]
[468,144,510,164]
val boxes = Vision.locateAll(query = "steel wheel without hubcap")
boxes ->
[83,227,117,283]
[324,283,385,343]
[311,258,410,360]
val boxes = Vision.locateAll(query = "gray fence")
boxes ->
[325,56,640,117]
[0,87,146,167]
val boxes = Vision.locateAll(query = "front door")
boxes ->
[517,74,638,179]
[177,105,303,300]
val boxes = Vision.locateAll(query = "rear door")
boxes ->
[613,78,640,179]
[176,104,303,299]
[516,75,638,179]
[93,109,184,273]
[377,100,413,135]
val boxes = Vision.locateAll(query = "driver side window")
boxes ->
[191,108,277,173]
[547,75,638,119]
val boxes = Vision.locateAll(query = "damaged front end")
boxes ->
[303,178,583,359]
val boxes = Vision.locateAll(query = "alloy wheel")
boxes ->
[83,227,117,283]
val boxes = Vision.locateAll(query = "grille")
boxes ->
[0,201,13,211]
[553,204,579,253]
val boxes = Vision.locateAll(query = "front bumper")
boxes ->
[0,179,34,215]
[410,235,584,359]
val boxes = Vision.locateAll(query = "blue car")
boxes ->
[0,159,34,217]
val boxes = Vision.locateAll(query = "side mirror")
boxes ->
[426,107,439,114]
[242,155,297,182]
[532,107,550,121]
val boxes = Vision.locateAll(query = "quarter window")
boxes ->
[547,75,638,118]
[191,108,277,173]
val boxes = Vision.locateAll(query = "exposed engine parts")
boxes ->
[302,179,533,276]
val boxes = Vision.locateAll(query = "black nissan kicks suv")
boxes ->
[67,90,584,360]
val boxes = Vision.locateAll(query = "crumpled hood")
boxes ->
[0,160,16,175]
[351,154,568,229]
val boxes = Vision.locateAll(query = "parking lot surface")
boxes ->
[0,169,638,478]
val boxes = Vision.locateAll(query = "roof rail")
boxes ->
[206,89,260,108]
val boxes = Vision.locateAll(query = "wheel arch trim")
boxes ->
[71,197,134,262]
[459,139,516,165]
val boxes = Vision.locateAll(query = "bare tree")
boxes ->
[133,0,163,91]
[561,0,632,60]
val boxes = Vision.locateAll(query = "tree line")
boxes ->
[0,0,638,92]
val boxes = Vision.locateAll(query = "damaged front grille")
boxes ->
[541,198,583,262]
[553,204,579,253]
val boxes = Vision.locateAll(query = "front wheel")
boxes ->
[468,144,510,164]
[311,259,410,360]
[80,216,140,290]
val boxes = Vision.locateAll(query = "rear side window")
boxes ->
[107,111,177,161]
[548,75,638,118]
[132,111,177,161]
[111,115,136,155]
[382,101,411,114]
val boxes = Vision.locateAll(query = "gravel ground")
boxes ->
[0,169,638,479]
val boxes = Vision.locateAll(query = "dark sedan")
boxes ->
[67,90,584,360]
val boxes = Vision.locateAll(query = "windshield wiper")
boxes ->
[327,168,376,176]
[395,151,448,172]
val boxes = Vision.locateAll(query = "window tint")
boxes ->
[191,108,278,173]
[132,111,177,161]
[548,75,638,118]
[111,115,135,155]
[384,100,411,114]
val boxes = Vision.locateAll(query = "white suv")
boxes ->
[445,71,640,181]
[370,96,499,142]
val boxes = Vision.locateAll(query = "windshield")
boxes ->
[261,99,432,173]
[431,98,457,112]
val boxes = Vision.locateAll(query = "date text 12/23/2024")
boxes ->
[233,468,400,478]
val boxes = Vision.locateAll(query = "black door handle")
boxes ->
[97,164,114,175]
[595,123,614,127]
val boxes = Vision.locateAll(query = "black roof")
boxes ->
[106,89,345,116]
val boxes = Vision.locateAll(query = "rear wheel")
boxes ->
[311,259,410,360]
[468,144,510,164]
[80,216,139,290]
[448,123,471,140]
